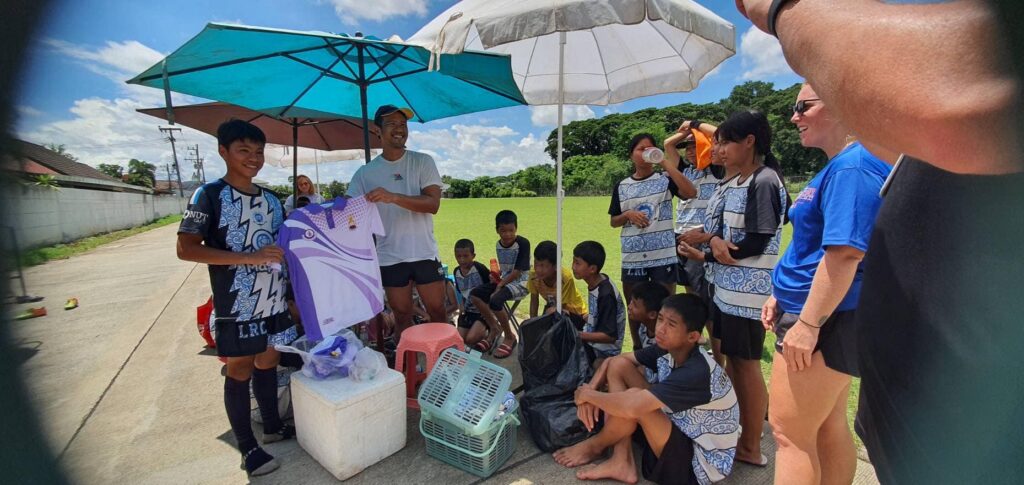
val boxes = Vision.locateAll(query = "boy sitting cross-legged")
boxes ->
[553,294,739,485]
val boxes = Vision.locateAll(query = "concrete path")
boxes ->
[8,224,880,484]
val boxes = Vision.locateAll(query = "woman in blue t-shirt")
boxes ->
[761,84,892,484]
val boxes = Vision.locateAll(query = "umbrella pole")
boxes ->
[292,119,299,199]
[358,45,372,164]
[314,150,321,195]
[556,31,566,314]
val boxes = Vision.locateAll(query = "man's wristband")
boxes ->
[767,0,797,37]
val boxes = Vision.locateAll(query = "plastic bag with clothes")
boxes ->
[275,330,362,379]
[517,311,594,452]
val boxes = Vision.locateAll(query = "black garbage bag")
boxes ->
[517,311,593,452]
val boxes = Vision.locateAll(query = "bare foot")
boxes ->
[576,459,639,484]
[735,451,768,467]
[553,440,603,468]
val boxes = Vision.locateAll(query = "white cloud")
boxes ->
[529,105,596,127]
[412,124,552,179]
[738,27,794,80]
[43,38,164,83]
[18,105,44,117]
[325,0,428,25]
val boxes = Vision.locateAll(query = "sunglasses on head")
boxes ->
[793,98,821,115]
[675,139,696,150]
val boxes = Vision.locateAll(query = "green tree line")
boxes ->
[442,81,824,198]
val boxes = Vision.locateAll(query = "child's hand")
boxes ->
[577,402,600,432]
[248,245,284,265]
[625,210,650,228]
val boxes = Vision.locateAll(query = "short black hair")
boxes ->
[217,119,266,148]
[534,240,557,265]
[629,282,670,314]
[660,294,708,334]
[495,210,517,228]
[296,196,311,208]
[454,238,475,253]
[628,132,657,154]
[572,240,605,271]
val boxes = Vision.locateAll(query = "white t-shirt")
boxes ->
[346,150,443,266]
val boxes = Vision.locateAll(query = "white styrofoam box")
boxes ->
[291,369,407,480]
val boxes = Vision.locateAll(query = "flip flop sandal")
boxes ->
[64,298,79,310]
[474,338,493,353]
[494,341,517,359]
[15,307,47,320]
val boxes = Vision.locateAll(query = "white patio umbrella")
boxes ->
[409,0,735,311]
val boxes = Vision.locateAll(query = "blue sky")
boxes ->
[14,0,800,185]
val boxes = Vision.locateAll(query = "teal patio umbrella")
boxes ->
[127,23,527,192]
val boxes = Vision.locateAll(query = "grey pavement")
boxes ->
[8,224,879,484]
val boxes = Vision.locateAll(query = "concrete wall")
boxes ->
[1,184,187,248]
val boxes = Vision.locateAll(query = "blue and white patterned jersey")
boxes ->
[179,179,289,323]
[707,168,787,320]
[609,172,680,269]
[637,345,740,485]
[677,166,723,233]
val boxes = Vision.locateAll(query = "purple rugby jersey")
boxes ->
[277,196,385,341]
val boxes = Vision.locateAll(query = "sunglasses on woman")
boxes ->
[793,98,821,115]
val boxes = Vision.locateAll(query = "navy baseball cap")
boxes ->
[373,105,414,127]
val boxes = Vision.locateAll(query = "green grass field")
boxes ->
[433,196,860,445]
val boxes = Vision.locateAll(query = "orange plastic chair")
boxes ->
[395,323,464,409]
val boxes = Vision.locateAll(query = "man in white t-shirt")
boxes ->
[347,105,445,340]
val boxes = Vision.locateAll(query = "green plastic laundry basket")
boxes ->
[420,410,519,478]
[417,348,512,435]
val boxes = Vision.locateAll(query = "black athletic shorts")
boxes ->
[215,312,295,358]
[717,312,766,361]
[775,311,859,377]
[457,311,483,330]
[380,259,443,287]
[622,263,678,284]
[469,283,515,311]
[634,423,698,485]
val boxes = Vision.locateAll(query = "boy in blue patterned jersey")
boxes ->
[177,120,296,476]
[554,294,739,485]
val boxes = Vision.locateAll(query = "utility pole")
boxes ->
[159,125,184,197]
[186,144,206,184]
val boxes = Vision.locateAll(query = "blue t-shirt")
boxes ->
[772,143,892,314]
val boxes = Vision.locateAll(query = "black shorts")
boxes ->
[469,283,516,311]
[457,311,484,330]
[677,257,706,290]
[621,263,678,284]
[215,312,295,358]
[380,259,443,287]
[635,423,698,485]
[717,311,766,360]
[775,311,859,377]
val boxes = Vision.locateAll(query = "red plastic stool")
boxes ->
[395,323,464,409]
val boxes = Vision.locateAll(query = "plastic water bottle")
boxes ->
[489,258,501,283]
[642,147,665,164]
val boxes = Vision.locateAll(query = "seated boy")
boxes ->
[470,210,530,359]
[527,240,588,326]
[176,119,296,476]
[553,294,739,485]
[571,241,627,366]
[628,281,670,352]
[452,239,491,346]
